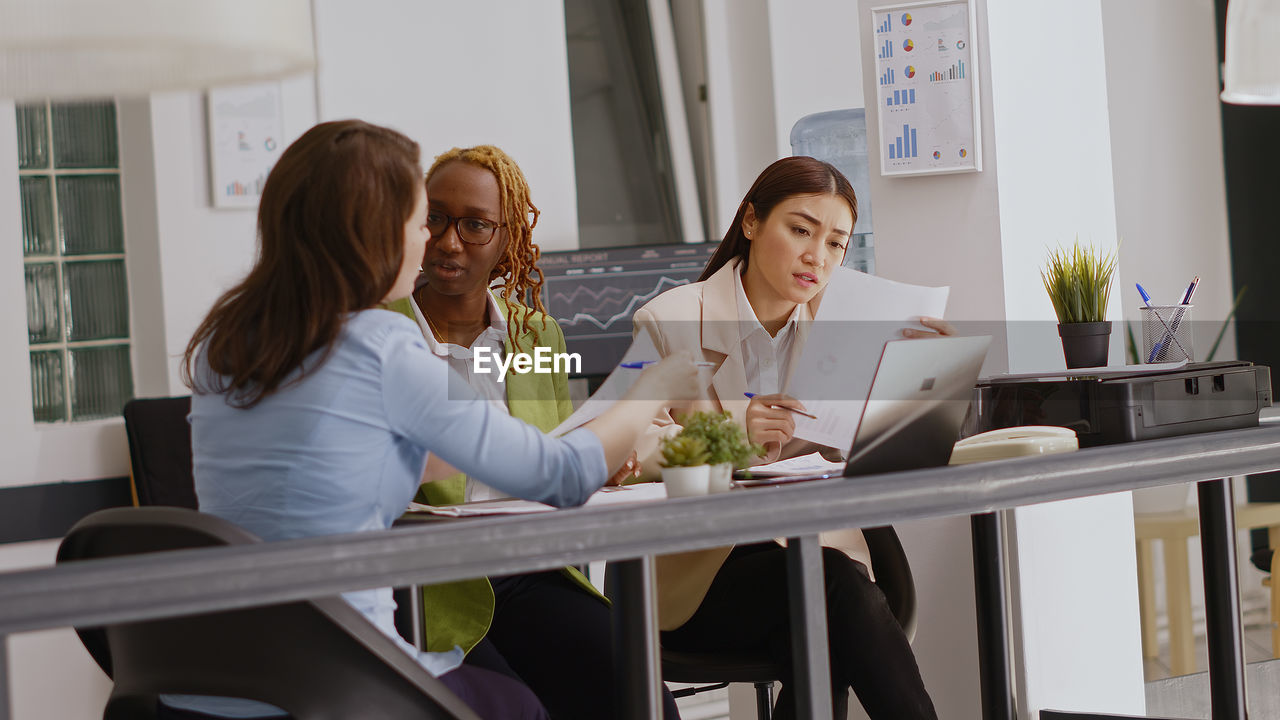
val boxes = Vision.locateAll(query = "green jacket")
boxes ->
[387,294,605,654]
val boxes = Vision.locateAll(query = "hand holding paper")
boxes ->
[786,267,950,450]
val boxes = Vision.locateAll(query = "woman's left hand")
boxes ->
[901,316,955,339]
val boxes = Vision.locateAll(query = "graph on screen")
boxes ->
[537,243,718,375]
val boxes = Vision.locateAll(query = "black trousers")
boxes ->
[467,569,682,720]
[661,542,938,720]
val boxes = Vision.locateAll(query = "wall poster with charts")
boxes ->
[207,82,285,208]
[871,0,981,176]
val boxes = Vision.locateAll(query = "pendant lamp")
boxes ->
[1220,0,1280,105]
[0,0,315,100]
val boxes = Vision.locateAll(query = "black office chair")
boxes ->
[122,396,197,509]
[121,395,424,645]
[56,506,482,720]
[661,526,917,720]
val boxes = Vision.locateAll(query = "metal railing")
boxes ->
[4,424,1280,719]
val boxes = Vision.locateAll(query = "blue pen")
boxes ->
[1136,283,1153,306]
[621,360,717,369]
[744,392,818,419]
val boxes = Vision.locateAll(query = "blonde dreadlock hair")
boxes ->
[425,145,547,352]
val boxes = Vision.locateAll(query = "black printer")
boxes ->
[968,361,1272,448]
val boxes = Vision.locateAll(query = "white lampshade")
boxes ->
[0,0,315,100]
[1220,0,1280,105]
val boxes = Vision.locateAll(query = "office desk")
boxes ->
[3,425,1280,720]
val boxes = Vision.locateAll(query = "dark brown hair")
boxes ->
[699,156,858,281]
[426,145,545,351]
[182,119,422,407]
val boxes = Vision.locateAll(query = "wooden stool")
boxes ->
[1133,501,1280,676]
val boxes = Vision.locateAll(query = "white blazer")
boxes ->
[632,257,872,631]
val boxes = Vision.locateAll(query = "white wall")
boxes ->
[700,0,778,241]
[1103,0,1235,367]
[765,0,865,158]
[312,0,580,252]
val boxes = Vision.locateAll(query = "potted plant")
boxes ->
[680,411,765,493]
[659,433,711,497]
[1041,239,1118,368]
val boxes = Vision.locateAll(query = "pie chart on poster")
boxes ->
[903,39,914,52]
[902,12,913,26]
[905,66,916,78]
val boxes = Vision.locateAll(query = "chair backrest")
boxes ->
[862,526,918,642]
[56,507,481,720]
[121,397,197,509]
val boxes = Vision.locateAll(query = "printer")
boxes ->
[967,361,1272,448]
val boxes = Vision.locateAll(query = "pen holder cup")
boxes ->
[1140,305,1193,363]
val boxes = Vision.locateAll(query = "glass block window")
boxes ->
[18,100,133,423]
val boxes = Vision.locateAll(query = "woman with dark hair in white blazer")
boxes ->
[632,156,949,720]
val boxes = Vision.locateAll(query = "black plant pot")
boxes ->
[1058,321,1112,369]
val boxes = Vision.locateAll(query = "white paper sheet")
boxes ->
[407,481,669,517]
[786,267,949,450]
[741,451,845,478]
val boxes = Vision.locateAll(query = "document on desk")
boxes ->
[741,451,845,478]
[786,267,949,450]
[407,481,669,517]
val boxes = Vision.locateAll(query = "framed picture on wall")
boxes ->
[207,82,284,208]
[870,0,982,176]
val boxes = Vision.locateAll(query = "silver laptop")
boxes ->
[735,335,991,486]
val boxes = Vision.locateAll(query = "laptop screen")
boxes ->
[841,335,991,477]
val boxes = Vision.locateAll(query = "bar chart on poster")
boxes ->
[872,1,981,175]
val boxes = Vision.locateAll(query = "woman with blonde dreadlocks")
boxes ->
[387,145,680,719]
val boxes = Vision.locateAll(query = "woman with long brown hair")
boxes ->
[632,156,947,719]
[168,120,697,720]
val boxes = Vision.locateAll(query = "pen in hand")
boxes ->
[743,392,818,420]
[621,360,717,369]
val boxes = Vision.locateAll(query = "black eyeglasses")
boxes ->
[426,210,505,246]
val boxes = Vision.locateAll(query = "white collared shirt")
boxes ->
[409,292,511,501]
[733,267,802,395]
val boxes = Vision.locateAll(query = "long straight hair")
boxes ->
[182,120,422,407]
[699,156,858,281]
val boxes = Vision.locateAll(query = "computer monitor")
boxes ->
[536,243,718,376]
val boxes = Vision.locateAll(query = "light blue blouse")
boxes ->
[165,309,607,717]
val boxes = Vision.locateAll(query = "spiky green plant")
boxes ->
[1041,238,1118,324]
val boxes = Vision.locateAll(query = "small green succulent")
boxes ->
[659,434,711,468]
[668,411,765,468]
